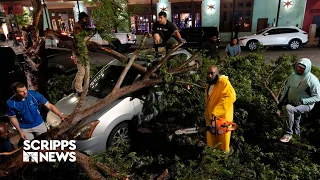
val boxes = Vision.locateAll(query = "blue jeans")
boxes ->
[0,138,13,153]
[285,104,313,136]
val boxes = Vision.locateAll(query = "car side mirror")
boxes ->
[263,33,269,36]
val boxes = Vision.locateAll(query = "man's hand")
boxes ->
[291,99,303,106]
[19,131,27,140]
[60,114,67,121]
[178,38,186,44]
[0,170,8,177]
[276,110,281,117]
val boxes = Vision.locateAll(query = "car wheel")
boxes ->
[111,40,126,53]
[246,40,258,51]
[289,39,301,50]
[107,122,131,148]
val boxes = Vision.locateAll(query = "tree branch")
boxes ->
[174,80,205,89]
[95,162,128,180]
[88,41,149,75]
[33,4,45,27]
[167,54,199,73]
[75,152,107,180]
[113,35,148,90]
[143,43,185,80]
[0,147,22,156]
[169,63,200,76]
[264,81,279,104]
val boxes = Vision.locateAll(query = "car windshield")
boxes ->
[88,65,139,98]
[256,28,268,34]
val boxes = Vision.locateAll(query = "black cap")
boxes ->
[78,12,89,21]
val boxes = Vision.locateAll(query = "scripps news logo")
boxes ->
[23,140,76,163]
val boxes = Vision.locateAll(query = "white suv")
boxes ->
[239,26,308,51]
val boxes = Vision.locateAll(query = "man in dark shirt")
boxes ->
[203,35,219,59]
[0,124,13,153]
[149,11,183,57]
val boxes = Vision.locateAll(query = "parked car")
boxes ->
[57,30,137,53]
[179,27,220,48]
[238,26,308,51]
[14,47,77,77]
[0,46,77,109]
[46,48,198,154]
[89,32,137,53]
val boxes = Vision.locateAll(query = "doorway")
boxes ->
[256,18,268,33]
[312,15,320,37]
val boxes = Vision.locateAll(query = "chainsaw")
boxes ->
[175,117,237,136]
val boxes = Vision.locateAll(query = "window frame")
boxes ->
[219,0,254,32]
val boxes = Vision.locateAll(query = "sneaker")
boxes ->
[280,134,292,143]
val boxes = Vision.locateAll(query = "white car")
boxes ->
[89,32,136,52]
[239,26,308,51]
[46,49,197,154]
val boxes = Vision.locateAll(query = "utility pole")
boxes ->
[150,0,153,31]
[276,0,281,27]
[191,0,194,27]
[231,0,235,41]
[76,0,81,14]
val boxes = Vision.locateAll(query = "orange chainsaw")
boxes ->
[175,117,237,136]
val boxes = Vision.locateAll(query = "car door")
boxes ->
[259,29,282,45]
[280,28,300,44]
[274,28,295,45]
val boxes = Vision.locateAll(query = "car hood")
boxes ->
[46,93,101,127]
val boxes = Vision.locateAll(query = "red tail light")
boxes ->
[61,32,67,36]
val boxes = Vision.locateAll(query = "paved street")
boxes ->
[90,46,320,68]
[2,39,319,68]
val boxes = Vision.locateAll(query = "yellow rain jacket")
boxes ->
[205,75,236,152]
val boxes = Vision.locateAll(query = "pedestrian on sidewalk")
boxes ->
[203,35,219,59]
[225,38,241,58]
[277,58,320,142]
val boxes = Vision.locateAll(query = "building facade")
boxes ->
[0,0,309,42]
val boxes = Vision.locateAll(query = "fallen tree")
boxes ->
[1,1,201,178]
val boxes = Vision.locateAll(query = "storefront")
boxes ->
[128,4,157,35]
[171,2,202,29]
[303,0,320,34]
[48,9,75,34]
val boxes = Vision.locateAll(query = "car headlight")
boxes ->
[72,120,100,140]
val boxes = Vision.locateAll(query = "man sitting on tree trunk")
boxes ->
[149,11,184,58]
[277,58,320,142]
[72,12,90,95]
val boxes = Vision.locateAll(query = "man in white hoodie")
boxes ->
[277,58,320,142]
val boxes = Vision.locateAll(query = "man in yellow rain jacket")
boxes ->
[205,65,236,152]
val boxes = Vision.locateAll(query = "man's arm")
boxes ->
[173,30,182,41]
[9,117,26,140]
[45,103,66,120]
[236,46,241,56]
[278,78,290,109]
[170,23,182,42]
[301,77,320,104]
